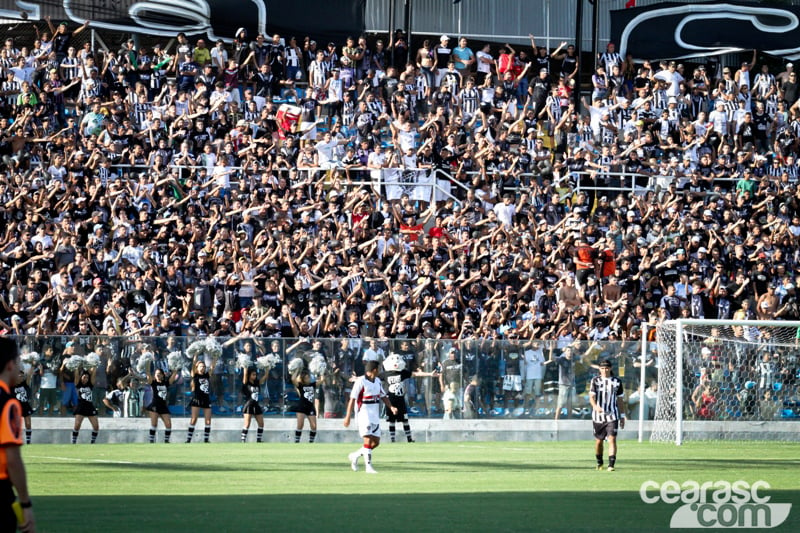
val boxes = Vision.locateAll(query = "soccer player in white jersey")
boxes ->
[589,359,625,471]
[344,361,397,474]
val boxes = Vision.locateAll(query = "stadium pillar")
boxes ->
[457,0,462,39]
[404,0,412,64]
[590,0,599,69]
[389,0,395,58]
[574,0,583,113]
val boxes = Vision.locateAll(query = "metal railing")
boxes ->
[104,160,757,205]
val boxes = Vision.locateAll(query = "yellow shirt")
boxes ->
[193,48,211,66]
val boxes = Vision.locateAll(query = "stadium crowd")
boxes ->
[0,21,799,420]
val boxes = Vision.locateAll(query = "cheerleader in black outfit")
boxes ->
[145,367,179,443]
[14,366,34,444]
[73,367,99,444]
[292,369,317,443]
[186,356,215,443]
[241,369,267,443]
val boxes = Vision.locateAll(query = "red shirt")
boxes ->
[428,226,448,239]
[575,245,596,270]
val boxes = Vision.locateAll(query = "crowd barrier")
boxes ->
[11,335,799,426]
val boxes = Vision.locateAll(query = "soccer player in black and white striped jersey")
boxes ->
[590,359,625,471]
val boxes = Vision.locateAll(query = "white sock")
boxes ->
[361,446,372,465]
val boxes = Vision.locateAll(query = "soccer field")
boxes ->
[24,441,800,533]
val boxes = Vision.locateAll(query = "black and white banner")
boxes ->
[1,0,365,44]
[611,1,800,61]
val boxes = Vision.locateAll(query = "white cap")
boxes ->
[440,34,450,41]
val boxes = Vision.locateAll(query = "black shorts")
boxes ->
[242,400,263,416]
[74,402,98,417]
[147,402,170,415]
[293,400,316,417]
[190,397,211,409]
[20,402,32,417]
[0,500,15,533]
[386,397,407,422]
[593,420,619,440]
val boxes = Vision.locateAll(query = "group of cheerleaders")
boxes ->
[18,355,319,444]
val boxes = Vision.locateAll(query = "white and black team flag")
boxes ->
[612,1,800,61]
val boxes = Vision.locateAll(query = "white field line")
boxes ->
[456,445,532,452]
[30,455,134,465]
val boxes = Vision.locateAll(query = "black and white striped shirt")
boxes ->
[342,99,355,127]
[781,163,798,181]
[459,87,479,117]
[1,79,20,107]
[97,165,112,187]
[599,52,622,73]
[590,374,623,423]
[308,60,328,90]
[0,57,14,78]
[61,56,80,81]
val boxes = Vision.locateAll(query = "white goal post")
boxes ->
[647,319,800,445]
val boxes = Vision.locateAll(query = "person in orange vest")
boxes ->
[0,337,35,532]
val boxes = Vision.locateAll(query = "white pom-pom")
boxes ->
[65,355,84,371]
[136,351,155,374]
[83,353,101,369]
[257,354,280,371]
[309,355,327,377]
[383,353,406,372]
[187,340,205,358]
[236,352,252,369]
[168,351,184,371]
[21,352,39,366]
[204,338,223,359]
[288,357,304,375]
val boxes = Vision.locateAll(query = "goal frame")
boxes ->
[642,319,800,445]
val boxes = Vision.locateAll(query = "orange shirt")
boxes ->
[0,379,23,481]
[575,245,596,270]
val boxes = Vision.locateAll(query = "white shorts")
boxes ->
[503,375,523,392]
[523,378,543,396]
[357,407,381,438]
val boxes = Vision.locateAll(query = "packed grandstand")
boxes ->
[1,19,799,421]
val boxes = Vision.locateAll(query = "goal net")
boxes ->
[650,319,800,444]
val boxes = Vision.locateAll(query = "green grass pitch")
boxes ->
[24,441,800,532]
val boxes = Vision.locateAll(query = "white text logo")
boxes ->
[639,480,792,529]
